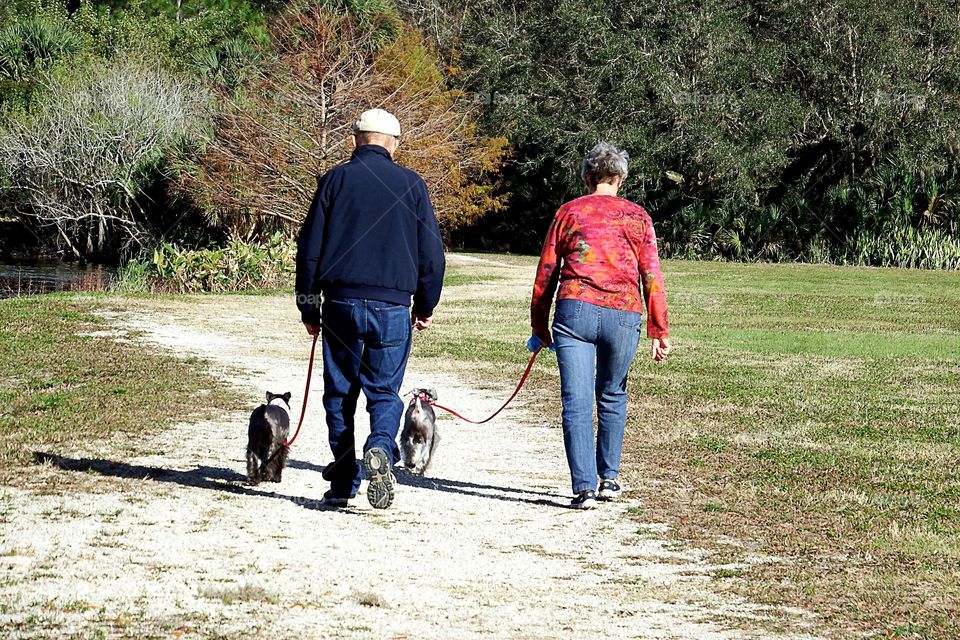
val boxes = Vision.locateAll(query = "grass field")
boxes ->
[0,295,239,478]
[416,255,960,639]
[2,257,957,638]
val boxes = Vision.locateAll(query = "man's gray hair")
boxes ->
[580,142,629,189]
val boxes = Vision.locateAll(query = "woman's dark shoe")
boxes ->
[570,489,598,509]
[598,478,621,501]
[363,447,395,509]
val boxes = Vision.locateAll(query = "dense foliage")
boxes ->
[0,60,207,261]
[0,0,268,260]
[400,0,960,266]
[143,233,295,292]
[2,0,960,268]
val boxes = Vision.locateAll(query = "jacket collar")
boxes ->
[352,144,394,161]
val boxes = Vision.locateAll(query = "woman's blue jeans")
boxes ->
[552,299,642,494]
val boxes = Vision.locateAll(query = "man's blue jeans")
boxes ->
[552,299,642,494]
[320,297,411,496]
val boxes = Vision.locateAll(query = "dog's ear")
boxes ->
[282,392,292,403]
[265,391,273,403]
[427,388,438,401]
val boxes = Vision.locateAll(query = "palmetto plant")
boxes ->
[149,232,296,292]
[0,16,80,82]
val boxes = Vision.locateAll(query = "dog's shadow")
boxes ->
[31,452,366,514]
[36,453,570,511]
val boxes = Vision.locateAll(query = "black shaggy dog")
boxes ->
[246,391,291,485]
[400,388,439,475]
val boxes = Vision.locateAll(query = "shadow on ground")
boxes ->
[287,458,566,508]
[393,467,564,507]
[31,451,359,514]
[35,452,567,509]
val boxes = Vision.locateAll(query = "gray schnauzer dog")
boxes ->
[246,391,291,485]
[400,389,440,475]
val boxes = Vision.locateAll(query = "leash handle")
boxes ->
[428,348,542,424]
[283,332,319,447]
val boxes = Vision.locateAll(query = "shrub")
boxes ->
[0,60,209,262]
[0,14,80,82]
[143,233,295,292]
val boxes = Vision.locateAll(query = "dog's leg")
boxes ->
[246,449,261,485]
[421,430,439,475]
[269,445,289,483]
[413,441,429,475]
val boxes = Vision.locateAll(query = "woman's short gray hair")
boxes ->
[580,142,629,189]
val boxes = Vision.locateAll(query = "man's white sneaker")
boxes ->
[570,490,598,509]
[598,478,621,501]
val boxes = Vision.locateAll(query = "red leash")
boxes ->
[283,332,319,447]
[285,335,542,446]
[423,348,543,424]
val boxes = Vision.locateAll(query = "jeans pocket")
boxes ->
[553,299,582,323]
[373,303,411,347]
[617,309,643,331]
[322,298,355,322]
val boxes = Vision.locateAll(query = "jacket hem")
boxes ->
[323,285,412,307]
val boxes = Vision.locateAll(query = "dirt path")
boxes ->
[0,256,821,639]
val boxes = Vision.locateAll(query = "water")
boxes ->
[0,258,113,299]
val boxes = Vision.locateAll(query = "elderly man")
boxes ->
[296,108,445,509]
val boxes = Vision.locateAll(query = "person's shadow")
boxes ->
[35,453,569,509]
[286,459,566,508]
[395,468,563,507]
[31,452,358,514]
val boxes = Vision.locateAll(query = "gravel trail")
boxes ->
[0,256,820,639]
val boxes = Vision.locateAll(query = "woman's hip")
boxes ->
[552,298,643,344]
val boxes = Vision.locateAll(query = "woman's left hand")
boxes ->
[651,337,671,362]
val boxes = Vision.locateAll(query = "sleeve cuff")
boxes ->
[301,311,322,326]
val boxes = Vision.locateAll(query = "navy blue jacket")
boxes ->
[296,145,445,324]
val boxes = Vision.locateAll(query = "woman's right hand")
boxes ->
[652,337,671,362]
[533,328,553,348]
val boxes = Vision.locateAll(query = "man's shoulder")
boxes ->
[383,161,426,188]
[317,160,350,185]
[338,155,425,187]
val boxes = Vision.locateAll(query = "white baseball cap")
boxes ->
[353,108,401,138]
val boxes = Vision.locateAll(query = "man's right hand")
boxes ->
[304,322,321,336]
[412,314,432,331]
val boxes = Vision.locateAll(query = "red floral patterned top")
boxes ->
[531,194,669,339]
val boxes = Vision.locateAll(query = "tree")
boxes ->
[0,61,208,261]
[398,0,960,261]
[179,3,506,240]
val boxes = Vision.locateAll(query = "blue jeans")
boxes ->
[320,297,411,496]
[552,299,642,494]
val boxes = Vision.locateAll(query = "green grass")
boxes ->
[416,255,960,639]
[0,294,239,474]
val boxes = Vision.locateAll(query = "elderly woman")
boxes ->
[531,142,671,509]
